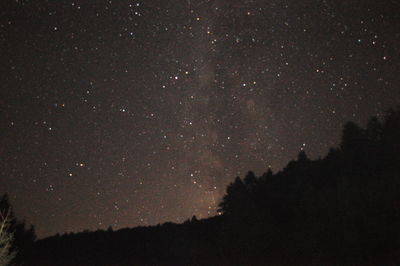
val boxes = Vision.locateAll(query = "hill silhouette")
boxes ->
[22,106,400,265]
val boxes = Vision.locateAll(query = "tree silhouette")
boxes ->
[0,195,35,265]
[0,210,15,266]
[340,121,366,152]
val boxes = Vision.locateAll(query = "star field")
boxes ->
[1,0,399,237]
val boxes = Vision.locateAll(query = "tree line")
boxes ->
[218,106,400,261]
[1,106,400,265]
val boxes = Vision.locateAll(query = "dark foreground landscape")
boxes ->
[1,107,399,265]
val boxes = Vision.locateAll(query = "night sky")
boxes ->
[1,0,399,238]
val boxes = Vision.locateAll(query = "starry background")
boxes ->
[1,0,399,238]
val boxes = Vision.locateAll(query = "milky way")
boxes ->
[1,0,399,237]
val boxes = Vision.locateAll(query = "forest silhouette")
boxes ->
[2,106,400,265]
